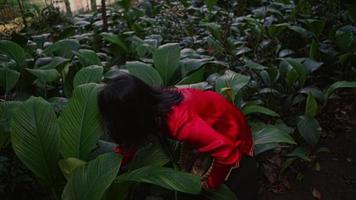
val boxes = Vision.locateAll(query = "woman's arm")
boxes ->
[169,113,242,189]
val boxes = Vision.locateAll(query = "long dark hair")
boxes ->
[97,73,183,147]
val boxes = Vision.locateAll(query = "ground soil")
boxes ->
[259,89,356,200]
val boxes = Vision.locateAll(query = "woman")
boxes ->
[97,73,257,200]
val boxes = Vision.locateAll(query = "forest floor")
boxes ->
[259,89,356,200]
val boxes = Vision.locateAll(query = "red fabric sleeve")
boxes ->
[169,110,242,189]
[113,146,137,166]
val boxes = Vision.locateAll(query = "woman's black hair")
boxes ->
[97,73,183,147]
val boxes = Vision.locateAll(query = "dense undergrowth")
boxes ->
[1,0,356,199]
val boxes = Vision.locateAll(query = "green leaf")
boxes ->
[325,81,356,98]
[243,105,280,117]
[202,184,237,200]
[347,4,356,23]
[62,153,122,200]
[76,49,102,67]
[39,57,69,70]
[244,60,267,70]
[299,87,326,104]
[11,97,60,185]
[59,157,86,180]
[309,39,319,59]
[281,58,307,86]
[253,125,296,145]
[287,147,311,162]
[268,23,289,37]
[204,0,218,10]
[335,29,353,51]
[0,101,22,150]
[297,115,321,146]
[0,66,20,94]
[73,65,103,88]
[44,39,80,58]
[124,61,163,86]
[58,83,102,160]
[0,40,26,71]
[180,58,212,76]
[116,166,201,194]
[305,93,318,117]
[153,43,180,85]
[303,58,322,73]
[177,67,205,85]
[26,68,60,83]
[128,143,169,171]
[288,25,312,38]
[101,32,129,52]
[215,70,250,95]
[305,19,325,37]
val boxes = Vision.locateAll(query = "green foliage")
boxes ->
[153,43,181,85]
[62,153,122,200]
[76,49,102,67]
[1,0,356,198]
[73,65,104,87]
[0,40,26,71]
[11,97,60,186]
[0,66,20,94]
[44,39,80,58]
[124,61,163,86]
[116,166,201,194]
[297,115,321,146]
[58,83,101,160]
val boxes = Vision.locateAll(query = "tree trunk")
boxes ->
[91,0,97,11]
[17,0,27,28]
[101,0,108,31]
[64,0,72,16]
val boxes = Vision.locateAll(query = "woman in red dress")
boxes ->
[97,74,257,200]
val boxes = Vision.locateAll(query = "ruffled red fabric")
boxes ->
[114,88,253,189]
[166,88,253,189]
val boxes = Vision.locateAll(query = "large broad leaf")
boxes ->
[179,57,213,76]
[76,49,102,67]
[243,105,279,117]
[44,39,80,58]
[280,58,307,86]
[59,157,87,180]
[0,101,22,150]
[153,43,180,85]
[0,40,26,71]
[177,67,205,85]
[116,166,201,194]
[325,81,356,98]
[202,184,237,200]
[215,70,250,95]
[124,61,163,86]
[101,32,129,52]
[26,68,60,83]
[58,83,102,160]
[128,143,169,171]
[73,65,103,88]
[62,152,122,200]
[39,57,69,70]
[0,66,20,94]
[297,115,321,146]
[305,93,318,117]
[253,125,296,155]
[11,97,60,185]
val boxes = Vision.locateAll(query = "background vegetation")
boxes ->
[1,0,356,199]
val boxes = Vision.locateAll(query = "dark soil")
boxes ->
[259,89,356,200]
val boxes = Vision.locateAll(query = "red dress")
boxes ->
[115,88,253,189]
